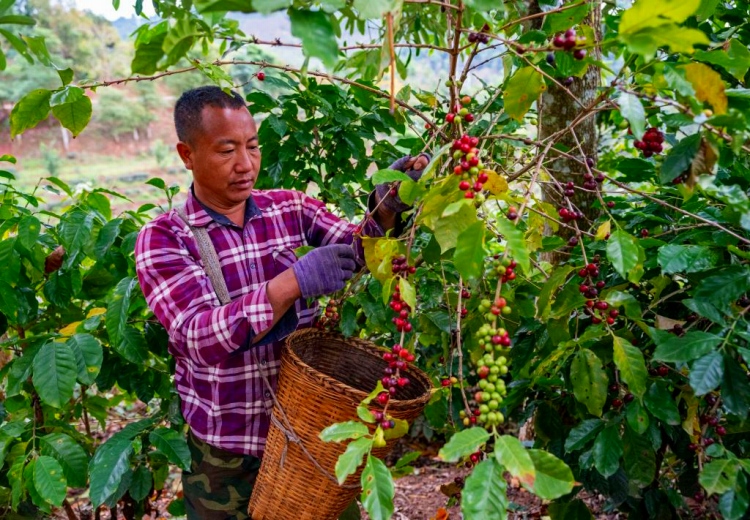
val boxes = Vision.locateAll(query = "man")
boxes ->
[134,85,427,519]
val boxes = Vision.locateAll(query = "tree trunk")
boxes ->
[534,4,602,263]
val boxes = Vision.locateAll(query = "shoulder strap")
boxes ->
[174,204,232,306]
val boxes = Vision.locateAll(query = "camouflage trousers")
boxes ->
[183,430,262,520]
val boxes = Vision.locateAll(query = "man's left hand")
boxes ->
[376,153,431,213]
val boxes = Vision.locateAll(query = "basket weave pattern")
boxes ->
[248,329,432,520]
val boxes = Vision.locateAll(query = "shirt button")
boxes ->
[264,390,271,398]
[261,358,267,365]
[250,263,257,270]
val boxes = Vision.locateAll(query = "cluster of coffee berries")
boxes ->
[551,28,587,60]
[557,206,584,224]
[488,255,517,283]
[701,413,727,437]
[633,127,664,158]
[479,297,513,321]
[446,96,476,125]
[371,410,396,431]
[315,299,340,331]
[577,257,618,325]
[473,352,508,427]
[389,259,414,334]
[608,383,634,409]
[380,344,415,400]
[468,32,490,44]
[451,133,492,200]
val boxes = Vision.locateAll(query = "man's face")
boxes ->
[176,105,261,211]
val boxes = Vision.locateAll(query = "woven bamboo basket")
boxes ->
[248,329,432,520]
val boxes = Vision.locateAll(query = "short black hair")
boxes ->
[174,86,247,144]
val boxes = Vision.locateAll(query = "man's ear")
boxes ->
[176,141,193,170]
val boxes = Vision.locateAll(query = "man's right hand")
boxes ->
[291,244,356,298]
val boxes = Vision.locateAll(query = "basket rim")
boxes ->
[282,329,433,408]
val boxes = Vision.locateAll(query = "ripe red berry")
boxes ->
[257,71,265,81]
[612,398,623,408]
[624,393,634,403]
[459,180,471,191]
[716,426,727,436]
[573,49,586,60]
[441,378,451,387]
[377,392,389,405]
[657,366,669,377]
[446,113,456,123]
[640,229,649,237]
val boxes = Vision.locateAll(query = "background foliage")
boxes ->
[1,0,750,518]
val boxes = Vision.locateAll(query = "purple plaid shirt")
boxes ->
[135,188,382,456]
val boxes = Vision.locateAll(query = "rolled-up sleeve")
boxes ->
[135,218,275,367]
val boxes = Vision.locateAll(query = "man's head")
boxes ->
[175,86,261,213]
[174,85,247,145]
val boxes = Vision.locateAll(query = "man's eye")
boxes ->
[219,149,233,155]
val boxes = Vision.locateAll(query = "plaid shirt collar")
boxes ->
[185,184,262,228]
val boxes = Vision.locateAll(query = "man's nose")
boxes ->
[235,148,254,172]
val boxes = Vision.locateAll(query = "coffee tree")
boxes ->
[3,0,750,518]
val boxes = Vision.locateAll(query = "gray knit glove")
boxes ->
[375,153,431,213]
[292,244,356,298]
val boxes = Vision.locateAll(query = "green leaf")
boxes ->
[106,277,137,346]
[622,425,655,487]
[0,14,35,25]
[454,221,486,283]
[361,455,394,520]
[625,399,650,434]
[398,277,416,312]
[438,428,490,462]
[114,326,149,364]
[700,459,739,495]
[89,436,134,508]
[320,421,370,443]
[527,449,575,500]
[653,331,722,363]
[644,382,680,425]
[657,245,720,274]
[660,133,702,184]
[132,30,166,75]
[335,437,372,485]
[719,472,750,520]
[149,428,191,471]
[722,354,750,419]
[33,455,67,507]
[536,265,574,320]
[194,0,258,12]
[17,215,41,249]
[290,9,339,69]
[542,3,590,33]
[620,0,701,34]
[40,433,89,488]
[51,93,92,137]
[694,267,750,313]
[433,200,477,252]
[9,89,51,138]
[612,336,648,398]
[619,93,646,140]
[695,40,750,81]
[24,460,50,513]
[95,219,123,260]
[606,230,644,283]
[504,67,546,122]
[495,217,530,274]
[352,0,402,18]
[605,291,642,320]
[32,341,77,408]
[383,418,409,440]
[494,435,535,487]
[67,333,103,385]
[592,425,623,478]
[564,419,604,452]
[571,349,608,417]
[461,458,508,520]
[60,210,95,255]
[548,500,594,520]
[689,351,724,396]
[129,465,152,502]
